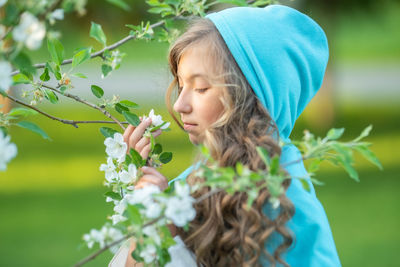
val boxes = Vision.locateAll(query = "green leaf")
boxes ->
[126,205,143,225]
[90,22,107,46]
[354,125,373,142]
[130,148,145,167]
[299,178,311,192]
[47,38,64,66]
[256,146,270,166]
[91,85,104,98]
[40,68,50,82]
[236,162,243,176]
[152,143,162,154]
[218,0,248,6]
[8,107,38,117]
[101,64,113,78]
[326,128,345,140]
[3,3,19,26]
[72,47,92,68]
[43,89,59,104]
[115,103,129,114]
[337,157,359,182]
[354,145,383,170]
[12,73,31,84]
[59,85,68,94]
[12,52,36,77]
[100,127,118,138]
[71,72,87,78]
[119,100,139,108]
[46,62,62,80]
[16,121,51,140]
[269,155,280,175]
[159,152,172,164]
[122,111,140,126]
[104,191,122,201]
[106,0,131,11]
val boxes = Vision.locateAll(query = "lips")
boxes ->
[183,122,197,131]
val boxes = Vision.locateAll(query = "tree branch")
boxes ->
[41,84,126,130]
[5,93,128,128]
[10,20,166,76]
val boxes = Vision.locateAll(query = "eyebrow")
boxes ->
[177,73,208,81]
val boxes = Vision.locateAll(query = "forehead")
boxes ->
[177,43,216,81]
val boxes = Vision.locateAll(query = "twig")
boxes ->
[41,84,126,130]
[73,217,161,267]
[10,20,166,76]
[5,94,128,128]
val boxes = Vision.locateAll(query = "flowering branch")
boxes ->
[41,84,126,130]
[10,20,166,76]
[5,93,128,128]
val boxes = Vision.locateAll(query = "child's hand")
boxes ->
[136,166,168,191]
[122,118,162,159]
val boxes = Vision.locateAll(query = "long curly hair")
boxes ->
[165,18,294,267]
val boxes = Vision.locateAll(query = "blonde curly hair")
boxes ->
[166,18,294,267]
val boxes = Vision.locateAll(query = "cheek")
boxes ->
[198,97,224,126]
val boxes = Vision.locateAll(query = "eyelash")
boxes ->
[177,87,209,94]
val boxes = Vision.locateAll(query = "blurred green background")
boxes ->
[1,0,399,266]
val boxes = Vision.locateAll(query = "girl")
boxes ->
[122,4,341,267]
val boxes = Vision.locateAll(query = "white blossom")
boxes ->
[126,185,160,206]
[0,61,12,92]
[145,109,170,130]
[83,225,124,254]
[118,164,137,184]
[48,9,64,24]
[143,225,161,245]
[99,157,117,182]
[140,244,157,263]
[104,133,127,162]
[111,214,126,225]
[174,181,191,199]
[145,201,162,219]
[165,196,196,227]
[0,132,18,171]
[13,12,46,50]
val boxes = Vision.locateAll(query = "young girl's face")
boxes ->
[174,43,225,145]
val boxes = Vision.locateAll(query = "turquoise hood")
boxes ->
[207,4,328,141]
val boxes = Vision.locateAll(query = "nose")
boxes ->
[173,87,192,114]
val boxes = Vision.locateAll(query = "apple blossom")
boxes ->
[13,12,46,50]
[145,109,170,130]
[118,163,137,184]
[48,9,64,25]
[143,225,161,246]
[0,131,18,171]
[99,157,118,182]
[0,61,12,91]
[104,133,127,162]
[139,244,157,263]
[165,196,196,227]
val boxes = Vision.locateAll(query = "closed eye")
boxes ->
[195,88,209,93]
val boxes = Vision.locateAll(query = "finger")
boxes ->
[123,125,135,152]
[135,136,150,152]
[135,181,155,189]
[140,143,151,159]
[128,118,152,149]
[135,129,162,153]
[139,176,167,190]
[142,166,168,185]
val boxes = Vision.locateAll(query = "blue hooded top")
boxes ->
[169,4,341,267]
